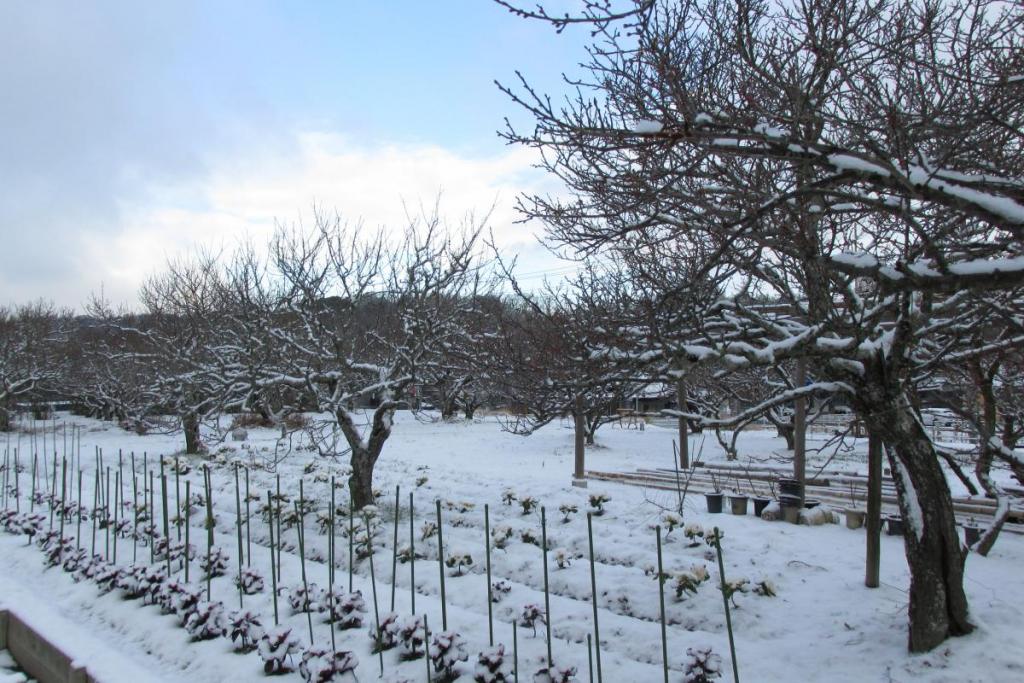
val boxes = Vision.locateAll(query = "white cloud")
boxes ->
[78,132,569,309]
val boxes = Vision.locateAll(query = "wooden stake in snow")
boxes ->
[485,503,494,646]
[295,496,313,645]
[409,491,416,614]
[712,527,740,683]
[266,490,278,626]
[390,484,400,612]
[184,480,191,582]
[235,465,245,609]
[587,512,603,683]
[436,499,448,630]
[541,506,552,667]
[655,526,668,683]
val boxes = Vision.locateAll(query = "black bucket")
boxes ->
[753,497,772,517]
[778,478,804,500]
[705,492,724,514]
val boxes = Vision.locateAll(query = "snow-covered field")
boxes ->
[2,413,1023,682]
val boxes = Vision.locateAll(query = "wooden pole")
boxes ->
[409,492,416,614]
[676,374,689,469]
[865,432,882,588]
[573,395,586,483]
[793,357,808,488]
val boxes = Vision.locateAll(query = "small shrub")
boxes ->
[533,660,578,682]
[587,493,610,515]
[474,643,514,682]
[683,647,722,682]
[260,625,303,674]
[490,579,512,603]
[185,600,227,641]
[288,583,326,614]
[501,489,517,506]
[395,614,426,659]
[228,609,264,653]
[429,630,469,682]
[327,589,366,629]
[552,548,572,569]
[672,565,710,600]
[491,524,514,550]
[200,546,229,578]
[235,567,265,595]
[299,646,359,682]
[558,503,578,524]
[518,604,546,637]
[519,496,538,515]
[370,611,400,652]
[753,579,777,597]
[720,578,749,608]
[445,551,474,576]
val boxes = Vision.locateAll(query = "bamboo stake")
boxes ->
[161,473,171,575]
[235,465,245,609]
[175,457,182,542]
[656,526,668,683]
[30,453,37,513]
[149,471,155,565]
[204,466,213,600]
[132,473,139,563]
[244,466,251,566]
[513,620,519,683]
[409,491,416,614]
[90,469,98,557]
[104,467,111,561]
[485,503,494,646]
[296,499,313,645]
[390,484,400,612]
[366,512,383,677]
[348,496,354,592]
[267,490,278,626]
[184,480,191,582]
[329,477,336,653]
[113,470,120,564]
[424,614,432,681]
[587,634,594,683]
[276,474,283,579]
[76,469,83,551]
[541,506,552,667]
[58,457,67,562]
[713,527,740,683]
[436,499,447,630]
[587,513,603,682]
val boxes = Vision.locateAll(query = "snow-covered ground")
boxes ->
[1,413,1023,682]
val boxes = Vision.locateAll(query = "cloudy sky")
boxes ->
[0,1,589,309]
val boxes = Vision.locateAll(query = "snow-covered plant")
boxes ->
[327,590,366,629]
[397,544,418,563]
[199,545,229,578]
[420,521,438,540]
[752,579,776,597]
[429,630,468,682]
[491,524,514,549]
[683,647,722,682]
[115,564,154,600]
[61,546,87,573]
[74,554,109,582]
[157,578,199,617]
[228,609,264,652]
[672,565,710,600]
[395,614,426,659]
[533,660,578,682]
[370,611,400,652]
[43,535,74,567]
[558,504,578,524]
[520,528,540,547]
[552,548,571,569]
[720,578,749,608]
[704,528,724,548]
[587,493,610,515]
[501,489,517,506]
[170,457,191,474]
[491,579,512,603]
[661,512,684,537]
[93,563,121,594]
[684,523,705,547]
[519,604,546,637]
[288,583,325,613]
[519,496,538,515]
[181,492,205,518]
[299,646,359,682]
[185,600,227,641]
[445,551,474,576]
[353,530,375,559]
[259,625,303,674]
[415,475,429,487]
[474,643,514,682]
[316,512,332,535]
[235,567,265,595]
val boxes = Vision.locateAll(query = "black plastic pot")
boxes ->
[753,497,772,517]
[705,492,724,514]
[803,498,821,509]
[777,478,804,500]
[885,515,904,536]
[964,525,982,547]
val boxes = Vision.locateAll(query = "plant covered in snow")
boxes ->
[552,547,571,569]
[519,603,546,637]
[660,511,684,537]
[587,493,610,515]
[259,625,303,674]
[672,565,710,600]
[683,647,722,682]
[429,630,468,682]
[394,614,426,659]
[299,646,359,682]
[185,600,227,641]
[752,579,776,597]
[474,643,514,682]
[199,545,229,578]
[683,523,705,547]
[370,611,400,652]
[558,503,578,523]
[228,609,264,653]
[445,551,474,576]
[235,567,265,594]
[533,660,578,683]
[491,579,511,603]
[420,520,438,540]
[501,489,517,506]
[519,495,538,515]
[720,578,749,608]
[327,589,367,629]
[491,524,514,549]
[288,583,325,614]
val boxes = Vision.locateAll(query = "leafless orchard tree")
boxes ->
[499,0,1024,652]
[264,210,490,508]
[0,302,68,431]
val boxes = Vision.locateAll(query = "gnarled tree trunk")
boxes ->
[183,411,205,454]
[856,389,972,652]
[339,404,395,509]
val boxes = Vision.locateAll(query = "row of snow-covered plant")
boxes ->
[0,451,756,681]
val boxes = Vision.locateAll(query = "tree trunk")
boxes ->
[0,405,10,432]
[776,422,795,451]
[793,358,807,484]
[463,403,476,420]
[861,390,972,652]
[349,447,377,509]
[183,412,204,455]
[865,432,882,588]
[338,404,394,510]
[573,395,585,480]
